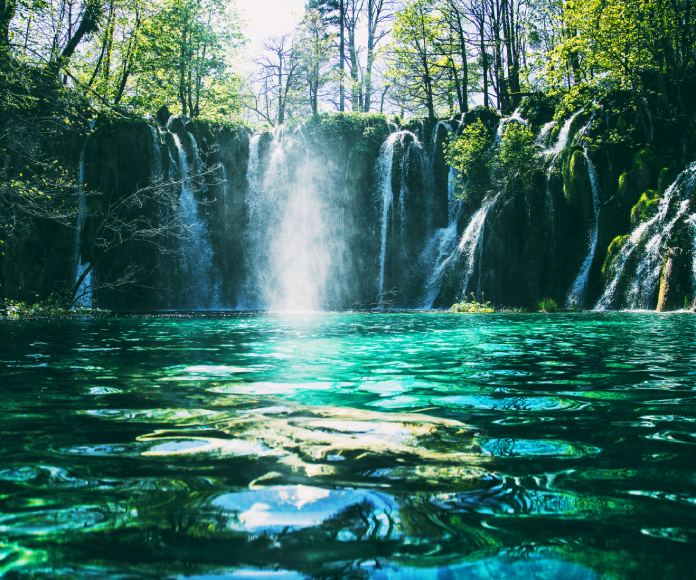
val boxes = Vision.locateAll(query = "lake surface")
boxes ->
[1,312,695,577]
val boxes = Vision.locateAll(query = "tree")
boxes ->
[554,0,696,99]
[389,0,440,120]
[136,0,241,118]
[248,34,301,126]
[363,0,393,111]
[298,9,334,115]
[0,0,16,50]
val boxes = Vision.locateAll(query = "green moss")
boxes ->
[563,149,589,208]
[657,166,676,193]
[617,171,631,202]
[630,190,660,226]
[601,234,629,278]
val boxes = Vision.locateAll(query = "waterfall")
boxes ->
[458,194,499,300]
[149,125,162,180]
[376,132,397,306]
[624,171,694,309]
[430,120,451,154]
[171,132,220,309]
[544,111,583,224]
[376,130,417,306]
[537,121,556,147]
[186,133,208,195]
[566,149,601,308]
[544,111,582,158]
[421,166,463,308]
[596,163,696,310]
[73,124,95,309]
[238,134,263,309]
[269,132,330,311]
[240,128,332,311]
[690,215,696,303]
[496,108,526,144]
[397,136,426,236]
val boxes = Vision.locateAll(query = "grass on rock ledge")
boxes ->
[450,298,495,313]
[2,298,107,319]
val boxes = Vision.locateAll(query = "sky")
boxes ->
[235,0,306,60]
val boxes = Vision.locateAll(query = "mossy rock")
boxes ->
[462,106,500,134]
[630,190,660,227]
[657,166,678,193]
[616,171,635,206]
[657,246,693,312]
[563,149,592,219]
[630,148,656,191]
[519,92,558,132]
[601,234,629,278]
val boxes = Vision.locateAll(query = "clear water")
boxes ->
[1,313,695,577]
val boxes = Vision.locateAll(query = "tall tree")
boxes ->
[249,34,301,125]
[298,9,333,115]
[363,0,393,111]
[389,0,440,120]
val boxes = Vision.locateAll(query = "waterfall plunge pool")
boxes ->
[1,312,695,577]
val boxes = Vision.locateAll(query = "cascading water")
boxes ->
[496,108,526,144]
[240,128,334,311]
[270,132,331,311]
[376,130,420,306]
[596,163,696,310]
[566,149,601,308]
[544,111,583,224]
[171,132,220,309]
[537,121,556,147]
[186,132,209,196]
[624,170,694,309]
[458,194,499,300]
[149,126,162,180]
[73,123,95,309]
[421,165,462,308]
[238,134,263,309]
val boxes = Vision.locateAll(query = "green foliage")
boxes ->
[3,297,71,318]
[446,119,495,204]
[497,123,538,180]
[388,0,441,119]
[133,0,243,118]
[549,0,695,107]
[551,85,599,125]
[494,122,541,194]
[537,297,559,312]
[450,298,495,313]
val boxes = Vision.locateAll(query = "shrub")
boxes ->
[495,122,541,191]
[538,297,558,312]
[446,119,495,204]
[450,298,495,313]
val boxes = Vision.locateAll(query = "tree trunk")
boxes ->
[54,0,102,70]
[348,29,359,111]
[363,0,375,112]
[0,0,16,51]
[339,0,345,112]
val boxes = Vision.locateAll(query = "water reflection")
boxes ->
[0,313,695,576]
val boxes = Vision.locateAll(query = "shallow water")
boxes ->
[1,312,695,577]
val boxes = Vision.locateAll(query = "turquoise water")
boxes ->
[1,312,695,577]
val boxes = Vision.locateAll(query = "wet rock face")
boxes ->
[2,92,694,311]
